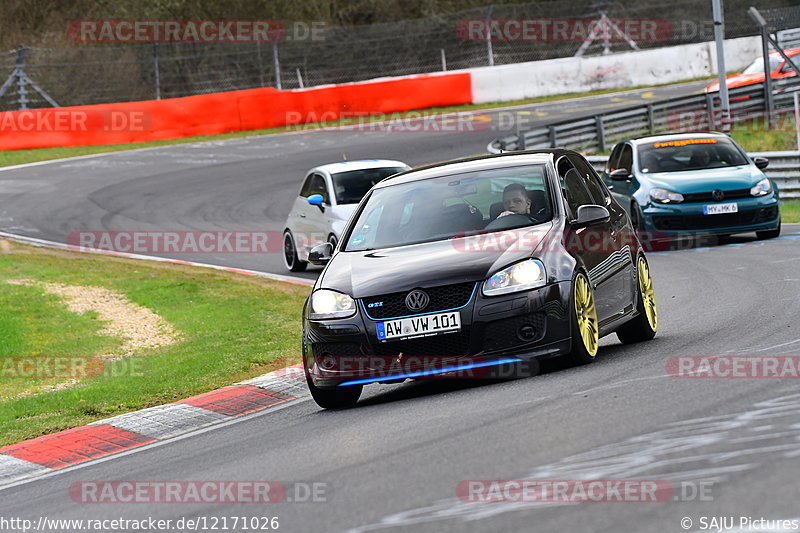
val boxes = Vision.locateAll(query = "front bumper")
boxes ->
[640,194,780,237]
[303,281,573,388]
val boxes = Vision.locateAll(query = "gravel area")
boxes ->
[7,279,179,357]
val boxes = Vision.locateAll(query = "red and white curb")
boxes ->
[0,230,314,487]
[0,365,309,486]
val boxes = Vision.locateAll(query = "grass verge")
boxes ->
[0,241,308,446]
[730,113,799,152]
[782,199,800,223]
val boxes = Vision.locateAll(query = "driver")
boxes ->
[689,149,712,168]
[497,183,531,218]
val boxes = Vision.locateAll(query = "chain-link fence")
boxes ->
[0,0,796,111]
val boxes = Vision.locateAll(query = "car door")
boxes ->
[295,172,330,254]
[569,153,636,315]
[557,155,617,323]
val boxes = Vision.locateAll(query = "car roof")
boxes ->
[311,160,409,174]
[374,150,573,188]
[627,132,732,146]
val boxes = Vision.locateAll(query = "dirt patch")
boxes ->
[7,279,179,357]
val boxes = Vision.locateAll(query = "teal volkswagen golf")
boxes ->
[601,133,781,243]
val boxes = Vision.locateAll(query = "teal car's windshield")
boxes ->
[637,137,750,173]
[344,164,552,251]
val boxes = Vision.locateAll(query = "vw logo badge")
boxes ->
[712,189,725,202]
[405,290,430,311]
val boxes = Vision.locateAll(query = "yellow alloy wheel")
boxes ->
[637,257,658,332]
[575,274,599,357]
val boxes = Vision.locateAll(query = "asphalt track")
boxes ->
[0,80,707,280]
[5,79,800,532]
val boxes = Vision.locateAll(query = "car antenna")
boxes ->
[342,153,347,161]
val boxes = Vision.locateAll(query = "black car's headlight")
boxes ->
[750,178,772,197]
[309,289,356,319]
[483,259,546,296]
[649,188,684,204]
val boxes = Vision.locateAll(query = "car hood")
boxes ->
[643,165,764,193]
[318,223,554,298]
[706,73,765,92]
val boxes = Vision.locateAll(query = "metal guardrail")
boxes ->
[487,77,800,198]
[488,77,800,154]
[584,152,800,199]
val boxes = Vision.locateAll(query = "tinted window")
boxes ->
[344,165,551,251]
[305,174,328,202]
[637,137,749,172]
[568,153,607,205]
[331,167,407,205]
[557,157,593,219]
[299,175,315,197]
[607,143,623,173]
[617,145,633,173]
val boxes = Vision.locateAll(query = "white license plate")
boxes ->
[377,312,461,341]
[703,203,738,215]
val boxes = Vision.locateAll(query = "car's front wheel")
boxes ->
[283,231,307,272]
[564,272,599,366]
[756,221,781,240]
[306,375,362,409]
[616,255,658,344]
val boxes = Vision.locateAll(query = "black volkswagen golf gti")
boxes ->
[302,150,658,408]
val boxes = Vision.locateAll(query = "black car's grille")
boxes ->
[312,342,364,358]
[681,189,751,203]
[361,282,476,320]
[653,206,779,231]
[483,313,546,352]
[371,330,471,357]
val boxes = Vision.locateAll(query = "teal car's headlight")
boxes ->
[483,259,546,296]
[650,188,684,204]
[309,289,356,319]
[750,178,772,197]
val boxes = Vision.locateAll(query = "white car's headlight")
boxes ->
[750,178,772,197]
[483,259,546,296]
[309,290,356,320]
[650,188,684,204]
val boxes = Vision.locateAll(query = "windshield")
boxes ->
[344,164,552,251]
[742,54,782,74]
[331,167,407,204]
[637,137,749,173]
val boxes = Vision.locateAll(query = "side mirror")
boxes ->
[308,242,333,265]
[572,205,610,229]
[307,194,326,212]
[753,157,769,170]
[609,168,630,181]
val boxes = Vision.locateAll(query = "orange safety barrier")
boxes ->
[0,72,472,151]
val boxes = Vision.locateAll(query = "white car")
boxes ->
[282,160,410,271]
